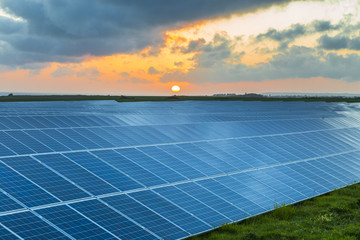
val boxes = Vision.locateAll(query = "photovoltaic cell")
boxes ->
[23,129,70,152]
[92,150,166,187]
[64,151,143,191]
[41,129,85,150]
[34,154,118,196]
[0,143,15,157]
[1,100,360,239]
[0,161,58,207]
[154,185,231,227]
[0,192,23,213]
[195,178,266,216]
[175,182,249,221]
[158,144,222,176]
[0,224,19,240]
[139,146,205,179]
[103,194,189,240]
[0,131,35,155]
[129,190,211,235]
[70,199,156,240]
[1,156,89,201]
[36,205,117,240]
[0,211,69,240]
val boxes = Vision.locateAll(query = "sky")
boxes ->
[0,0,360,95]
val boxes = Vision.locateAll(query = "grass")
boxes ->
[189,183,360,240]
[1,94,360,102]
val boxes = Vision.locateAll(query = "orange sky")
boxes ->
[0,0,359,95]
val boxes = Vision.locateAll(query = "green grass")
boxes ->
[1,94,360,102]
[189,183,360,240]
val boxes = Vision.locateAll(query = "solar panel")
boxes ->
[1,100,360,239]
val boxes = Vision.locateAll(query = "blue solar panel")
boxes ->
[154,185,230,227]
[92,150,166,187]
[0,191,23,213]
[0,131,35,155]
[1,156,89,201]
[0,117,21,129]
[159,144,222,176]
[130,190,211,235]
[139,146,205,179]
[0,224,19,240]
[178,143,238,173]
[4,131,53,154]
[215,175,276,211]
[175,182,249,221]
[0,143,15,157]
[70,199,157,240]
[41,129,85,150]
[34,154,118,195]
[23,129,71,152]
[103,194,189,239]
[73,128,115,148]
[116,148,187,183]
[0,211,69,240]
[57,129,101,149]
[36,205,117,240]
[1,100,360,239]
[0,161,58,207]
[196,178,266,215]
[64,151,143,191]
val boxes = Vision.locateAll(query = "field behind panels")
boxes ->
[0,100,360,240]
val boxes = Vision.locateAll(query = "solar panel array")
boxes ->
[1,100,360,240]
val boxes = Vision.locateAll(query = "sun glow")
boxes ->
[171,85,180,93]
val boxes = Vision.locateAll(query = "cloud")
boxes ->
[256,24,306,42]
[0,41,82,66]
[255,20,345,50]
[318,34,360,50]
[0,0,294,65]
[161,33,360,83]
[76,67,100,80]
[174,61,183,66]
[0,15,24,34]
[148,66,160,75]
[312,20,340,32]
[129,77,152,84]
[119,72,130,78]
[192,33,244,68]
[51,66,74,78]
[181,39,206,53]
[118,77,152,84]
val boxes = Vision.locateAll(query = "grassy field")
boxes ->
[190,183,360,240]
[1,94,360,103]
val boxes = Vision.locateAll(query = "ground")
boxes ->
[1,95,360,103]
[190,183,360,240]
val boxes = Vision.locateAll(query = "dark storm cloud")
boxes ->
[0,16,24,34]
[0,0,294,65]
[0,41,82,66]
[318,35,360,51]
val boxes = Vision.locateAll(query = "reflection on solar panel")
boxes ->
[1,100,360,239]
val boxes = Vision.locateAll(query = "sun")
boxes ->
[171,85,180,93]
